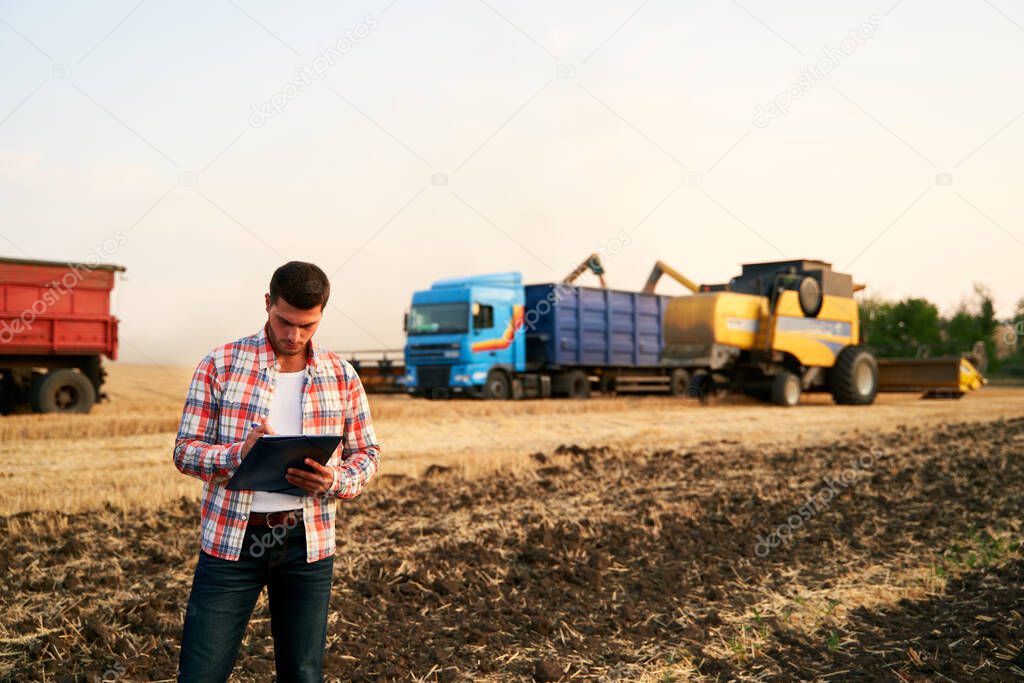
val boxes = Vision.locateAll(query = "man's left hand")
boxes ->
[285,458,333,496]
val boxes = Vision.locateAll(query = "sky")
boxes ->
[1,0,1022,367]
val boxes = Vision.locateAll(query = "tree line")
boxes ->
[859,284,1024,376]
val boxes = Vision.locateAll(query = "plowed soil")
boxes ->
[2,416,1023,681]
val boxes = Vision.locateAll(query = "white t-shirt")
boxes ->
[250,369,307,512]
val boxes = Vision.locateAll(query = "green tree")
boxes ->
[944,283,997,360]
[861,296,942,357]
[1012,298,1024,357]
[999,297,1024,376]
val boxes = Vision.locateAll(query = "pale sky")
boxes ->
[1,0,1021,367]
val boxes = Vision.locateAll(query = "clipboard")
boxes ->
[226,434,342,496]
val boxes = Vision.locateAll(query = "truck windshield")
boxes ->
[408,302,469,334]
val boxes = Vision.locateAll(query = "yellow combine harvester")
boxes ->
[646,259,985,406]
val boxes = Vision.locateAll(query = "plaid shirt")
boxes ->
[174,321,381,563]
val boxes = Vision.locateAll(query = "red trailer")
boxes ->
[0,256,124,413]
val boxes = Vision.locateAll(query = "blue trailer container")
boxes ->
[524,284,671,368]
[402,272,685,399]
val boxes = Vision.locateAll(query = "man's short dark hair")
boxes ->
[269,261,331,310]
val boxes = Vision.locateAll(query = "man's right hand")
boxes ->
[241,417,276,458]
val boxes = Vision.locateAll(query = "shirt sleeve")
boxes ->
[173,353,244,484]
[323,362,381,499]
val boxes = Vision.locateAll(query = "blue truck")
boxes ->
[401,271,688,399]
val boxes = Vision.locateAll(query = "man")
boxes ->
[174,261,381,682]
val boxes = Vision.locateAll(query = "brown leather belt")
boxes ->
[246,509,302,528]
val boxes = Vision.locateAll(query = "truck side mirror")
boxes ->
[403,312,408,332]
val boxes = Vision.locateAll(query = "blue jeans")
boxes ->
[177,515,334,683]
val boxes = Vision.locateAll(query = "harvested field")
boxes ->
[2,409,1023,680]
[2,364,1024,515]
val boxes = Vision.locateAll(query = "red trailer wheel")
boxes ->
[30,369,96,414]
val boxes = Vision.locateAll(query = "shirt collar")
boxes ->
[256,320,325,375]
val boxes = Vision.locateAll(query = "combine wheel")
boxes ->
[830,346,878,405]
[770,372,801,407]
[689,371,720,405]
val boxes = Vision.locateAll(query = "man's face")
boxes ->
[264,293,322,359]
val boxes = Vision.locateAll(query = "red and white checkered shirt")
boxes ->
[173,321,381,563]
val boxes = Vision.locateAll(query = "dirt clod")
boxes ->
[534,658,563,681]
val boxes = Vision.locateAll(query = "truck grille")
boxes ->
[416,365,450,389]
[407,342,460,363]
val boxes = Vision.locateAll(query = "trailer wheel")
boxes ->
[562,370,590,399]
[770,371,801,407]
[31,369,96,413]
[483,370,511,400]
[0,373,16,415]
[668,368,690,397]
[830,346,878,405]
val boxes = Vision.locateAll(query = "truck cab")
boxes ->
[403,272,525,398]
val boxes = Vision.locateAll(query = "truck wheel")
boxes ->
[483,370,511,400]
[668,368,690,397]
[31,369,96,413]
[830,346,878,405]
[562,370,590,399]
[770,371,801,407]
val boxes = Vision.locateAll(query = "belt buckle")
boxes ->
[251,512,267,527]
[273,510,297,527]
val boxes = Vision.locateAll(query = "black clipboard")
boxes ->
[226,434,342,496]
